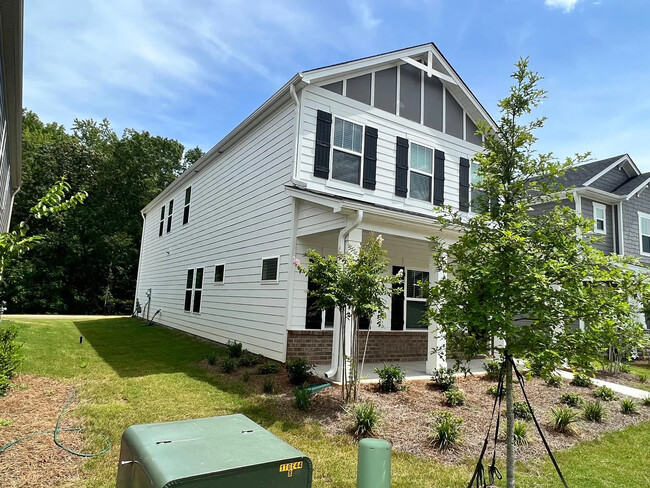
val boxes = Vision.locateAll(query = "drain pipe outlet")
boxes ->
[325,209,363,379]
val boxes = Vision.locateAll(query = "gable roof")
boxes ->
[560,155,628,188]
[612,172,650,198]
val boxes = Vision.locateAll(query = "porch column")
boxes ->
[426,253,447,374]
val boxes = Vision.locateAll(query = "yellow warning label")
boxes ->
[279,461,303,477]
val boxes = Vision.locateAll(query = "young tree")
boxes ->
[427,59,649,487]
[295,234,401,402]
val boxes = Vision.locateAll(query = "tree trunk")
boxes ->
[506,356,515,487]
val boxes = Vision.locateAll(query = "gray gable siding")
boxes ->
[590,167,630,193]
[621,190,650,266]
[581,197,615,254]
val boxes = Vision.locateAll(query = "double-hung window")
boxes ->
[409,143,433,202]
[183,187,192,225]
[639,212,650,255]
[593,203,606,234]
[470,161,484,212]
[214,264,225,284]
[166,200,173,233]
[159,206,165,237]
[405,269,429,329]
[331,117,363,185]
[184,267,204,313]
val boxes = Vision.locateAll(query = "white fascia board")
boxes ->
[574,186,625,205]
[582,155,637,187]
[624,176,650,200]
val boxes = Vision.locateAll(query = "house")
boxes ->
[134,43,498,381]
[0,0,23,232]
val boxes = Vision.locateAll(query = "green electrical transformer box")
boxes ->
[116,414,312,488]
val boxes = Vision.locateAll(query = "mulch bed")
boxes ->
[0,375,86,488]
[594,360,650,391]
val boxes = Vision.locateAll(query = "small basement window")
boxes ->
[639,212,650,255]
[183,187,192,225]
[261,257,279,282]
[214,264,225,284]
[593,202,606,234]
[331,117,363,185]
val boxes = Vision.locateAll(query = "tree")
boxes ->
[426,59,649,487]
[295,234,401,402]
[182,146,205,171]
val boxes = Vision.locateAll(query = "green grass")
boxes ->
[6,317,650,487]
[629,363,650,392]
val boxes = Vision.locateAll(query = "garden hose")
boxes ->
[0,389,111,457]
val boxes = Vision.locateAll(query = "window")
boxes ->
[214,264,225,284]
[184,269,194,311]
[405,269,429,329]
[184,267,204,313]
[409,143,433,202]
[183,187,191,225]
[593,203,606,234]
[331,117,363,184]
[639,212,650,255]
[261,257,279,282]
[470,161,484,212]
[159,205,165,237]
[166,200,173,233]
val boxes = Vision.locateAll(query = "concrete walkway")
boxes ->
[556,370,650,400]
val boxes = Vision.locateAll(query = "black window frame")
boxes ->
[183,187,191,225]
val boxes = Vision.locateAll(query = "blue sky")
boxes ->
[25,0,650,169]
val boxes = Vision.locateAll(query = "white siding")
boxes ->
[298,85,482,215]
[0,116,12,232]
[296,200,346,237]
[135,102,296,361]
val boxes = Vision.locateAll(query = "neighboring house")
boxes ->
[134,43,498,380]
[0,0,23,232]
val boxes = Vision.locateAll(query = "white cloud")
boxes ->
[350,0,382,30]
[545,0,580,12]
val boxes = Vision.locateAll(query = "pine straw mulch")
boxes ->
[594,359,650,392]
[0,375,86,488]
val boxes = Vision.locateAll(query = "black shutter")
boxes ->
[433,149,445,205]
[305,278,322,330]
[314,110,332,179]
[362,127,378,190]
[359,316,370,330]
[395,137,409,197]
[459,157,470,212]
[391,266,405,330]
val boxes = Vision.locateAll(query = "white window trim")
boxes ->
[261,256,280,284]
[159,205,165,237]
[330,115,365,186]
[166,199,174,234]
[407,141,434,204]
[183,187,191,226]
[593,202,607,235]
[184,267,204,314]
[213,263,225,285]
[403,268,430,331]
[638,211,650,256]
[469,160,481,213]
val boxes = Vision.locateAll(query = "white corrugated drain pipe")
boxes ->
[325,209,363,379]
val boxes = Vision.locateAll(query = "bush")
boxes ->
[483,359,502,381]
[0,375,9,397]
[262,377,276,394]
[221,357,237,374]
[560,393,584,408]
[513,401,533,421]
[0,326,22,395]
[583,401,605,423]
[620,398,639,415]
[257,361,280,375]
[545,374,562,388]
[206,350,219,366]
[294,386,311,411]
[550,406,580,433]
[512,420,530,446]
[487,385,504,398]
[634,372,648,384]
[444,388,466,407]
[570,373,592,388]
[351,402,380,437]
[431,367,456,391]
[286,357,314,386]
[642,396,650,407]
[429,411,463,450]
[619,363,631,374]
[239,350,261,367]
[375,363,406,392]
[593,385,616,401]
[226,340,243,359]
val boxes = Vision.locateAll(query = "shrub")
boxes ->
[221,357,237,374]
[483,359,502,381]
[375,363,406,392]
[545,374,562,388]
[444,388,466,407]
[239,350,261,367]
[642,396,650,407]
[570,373,592,388]
[286,357,315,386]
[513,401,533,421]
[257,361,280,375]
[206,350,219,366]
[351,402,380,437]
[242,370,251,383]
[294,386,311,411]
[619,363,631,374]
[512,420,530,446]
[0,375,9,396]
[0,326,22,379]
[527,356,545,378]
[583,401,605,423]
[226,340,243,359]
[262,377,276,394]
[487,385,504,398]
[620,398,639,415]
[593,385,616,401]
[429,411,463,450]
[634,372,649,384]
[431,367,456,391]
[550,406,580,433]
[560,393,584,408]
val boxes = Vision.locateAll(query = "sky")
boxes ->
[24,0,650,170]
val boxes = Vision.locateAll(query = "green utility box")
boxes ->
[116,414,312,488]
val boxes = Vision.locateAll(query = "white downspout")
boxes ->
[325,209,364,379]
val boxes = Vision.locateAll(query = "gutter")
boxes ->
[325,209,363,379]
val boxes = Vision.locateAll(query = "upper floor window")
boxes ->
[639,212,650,255]
[159,205,165,237]
[183,187,191,225]
[332,117,363,185]
[261,257,279,282]
[166,200,174,233]
[409,143,433,202]
[593,203,606,234]
[470,161,484,212]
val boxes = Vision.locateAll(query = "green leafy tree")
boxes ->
[295,234,402,402]
[426,59,649,487]
[182,146,205,170]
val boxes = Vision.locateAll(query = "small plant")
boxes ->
[550,406,580,433]
[0,375,10,396]
[545,374,562,388]
[634,372,649,384]
[487,385,504,398]
[0,418,12,426]
[375,363,406,392]
[513,401,533,421]
[0,326,23,395]
[257,361,280,375]
[226,340,243,359]
[512,420,530,446]
[239,350,261,367]
[620,398,639,415]
[206,350,219,366]
[242,370,251,383]
[560,393,584,408]
[483,359,502,381]
[351,402,380,437]
[431,367,456,391]
[619,363,631,374]
[262,377,276,394]
[429,411,463,450]
[583,401,605,423]
[444,388,466,407]
[286,357,315,386]
[642,396,650,407]
[570,373,592,388]
[221,357,238,373]
[294,386,311,411]
[593,385,616,401]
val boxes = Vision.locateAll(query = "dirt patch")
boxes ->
[0,375,86,488]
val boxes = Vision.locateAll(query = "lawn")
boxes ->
[3,316,650,487]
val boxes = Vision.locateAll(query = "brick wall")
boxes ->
[286,330,428,364]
